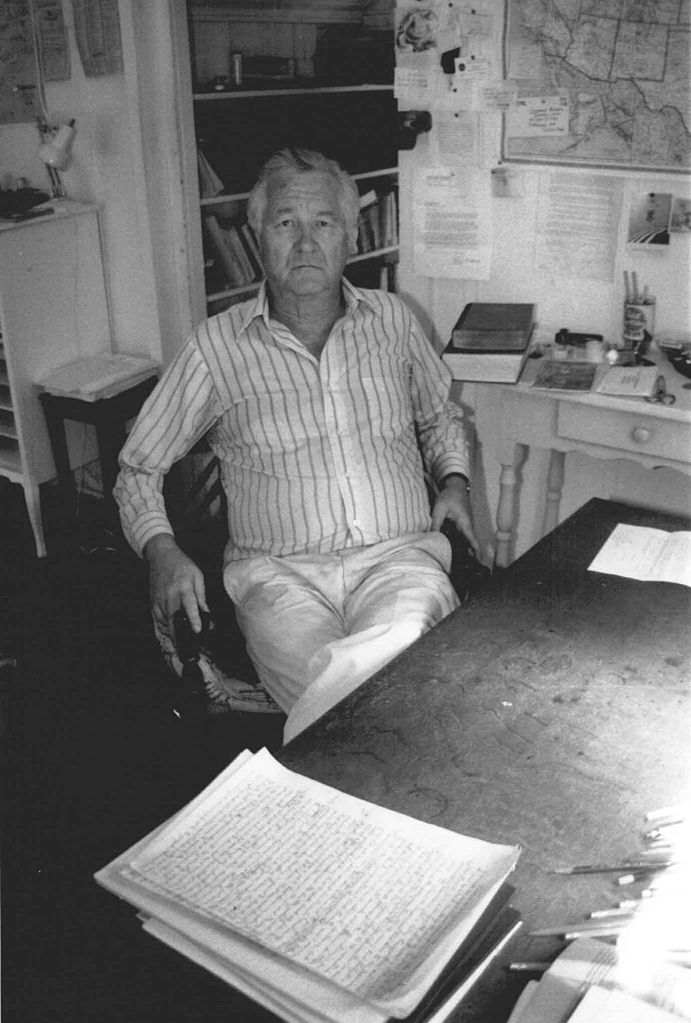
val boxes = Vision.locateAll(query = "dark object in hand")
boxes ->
[171,609,212,723]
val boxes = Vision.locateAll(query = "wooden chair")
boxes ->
[168,441,491,720]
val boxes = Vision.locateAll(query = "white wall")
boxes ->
[0,0,191,365]
[398,137,691,562]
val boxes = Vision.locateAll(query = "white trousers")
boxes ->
[223,532,459,742]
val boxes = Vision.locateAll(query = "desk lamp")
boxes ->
[38,119,76,171]
[37,119,76,198]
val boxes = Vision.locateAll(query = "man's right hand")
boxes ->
[144,534,209,650]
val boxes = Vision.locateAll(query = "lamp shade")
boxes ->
[39,120,76,171]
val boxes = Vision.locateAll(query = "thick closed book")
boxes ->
[443,303,535,382]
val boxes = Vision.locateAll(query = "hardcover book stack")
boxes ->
[96,749,521,1023]
[443,303,535,383]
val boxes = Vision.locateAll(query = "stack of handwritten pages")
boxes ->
[96,748,521,1023]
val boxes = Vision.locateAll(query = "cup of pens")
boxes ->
[623,271,655,354]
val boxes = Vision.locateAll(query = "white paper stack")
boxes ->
[38,353,158,402]
[506,936,691,1023]
[95,749,521,1023]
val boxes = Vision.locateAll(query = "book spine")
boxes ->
[224,225,256,284]
[203,216,246,287]
[238,223,264,280]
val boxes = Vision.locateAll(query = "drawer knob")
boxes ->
[631,426,652,443]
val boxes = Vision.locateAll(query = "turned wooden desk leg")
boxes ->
[543,449,565,538]
[495,443,527,568]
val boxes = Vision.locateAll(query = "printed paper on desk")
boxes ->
[506,937,691,1023]
[413,166,491,280]
[588,524,691,588]
[567,985,680,1023]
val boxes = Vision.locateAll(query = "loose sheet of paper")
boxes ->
[508,937,691,1023]
[588,524,691,588]
[534,171,622,282]
[413,166,491,279]
[568,986,681,1023]
[121,749,518,1015]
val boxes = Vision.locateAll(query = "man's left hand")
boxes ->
[431,476,480,556]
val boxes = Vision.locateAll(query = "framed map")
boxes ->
[502,0,691,174]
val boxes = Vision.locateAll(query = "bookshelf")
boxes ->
[184,1,399,317]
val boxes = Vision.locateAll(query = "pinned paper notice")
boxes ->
[588,524,691,588]
[506,93,569,137]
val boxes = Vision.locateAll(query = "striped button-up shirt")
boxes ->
[115,280,470,562]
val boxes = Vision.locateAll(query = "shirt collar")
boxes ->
[237,277,378,336]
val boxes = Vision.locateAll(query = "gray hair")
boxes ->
[246,148,360,249]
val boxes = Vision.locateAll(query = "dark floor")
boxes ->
[1,480,285,1022]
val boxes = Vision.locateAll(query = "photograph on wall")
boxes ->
[627,192,672,246]
[670,197,691,233]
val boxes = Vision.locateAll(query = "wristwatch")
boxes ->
[442,473,471,493]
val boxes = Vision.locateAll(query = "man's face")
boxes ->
[259,169,352,302]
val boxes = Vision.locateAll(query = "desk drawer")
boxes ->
[558,404,690,462]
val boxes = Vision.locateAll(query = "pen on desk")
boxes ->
[644,804,689,825]
[530,920,629,938]
[588,906,637,919]
[552,861,672,875]
[644,821,685,840]
[508,962,551,973]
[617,872,650,886]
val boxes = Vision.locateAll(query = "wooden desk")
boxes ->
[280,498,691,1022]
[6,499,688,1023]
[482,358,691,567]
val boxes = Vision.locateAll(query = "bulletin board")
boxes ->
[0,0,39,123]
[0,0,69,123]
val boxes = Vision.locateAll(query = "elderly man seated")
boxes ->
[114,147,478,741]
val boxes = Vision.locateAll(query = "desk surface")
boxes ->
[279,498,691,1022]
[5,499,689,1023]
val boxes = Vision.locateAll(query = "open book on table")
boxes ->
[95,749,521,1023]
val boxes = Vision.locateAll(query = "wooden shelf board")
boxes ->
[194,84,393,100]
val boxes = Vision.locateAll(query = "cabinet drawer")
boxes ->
[558,403,690,463]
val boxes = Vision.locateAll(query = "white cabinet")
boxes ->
[0,203,111,556]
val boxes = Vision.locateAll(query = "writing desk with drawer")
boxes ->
[485,357,691,566]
